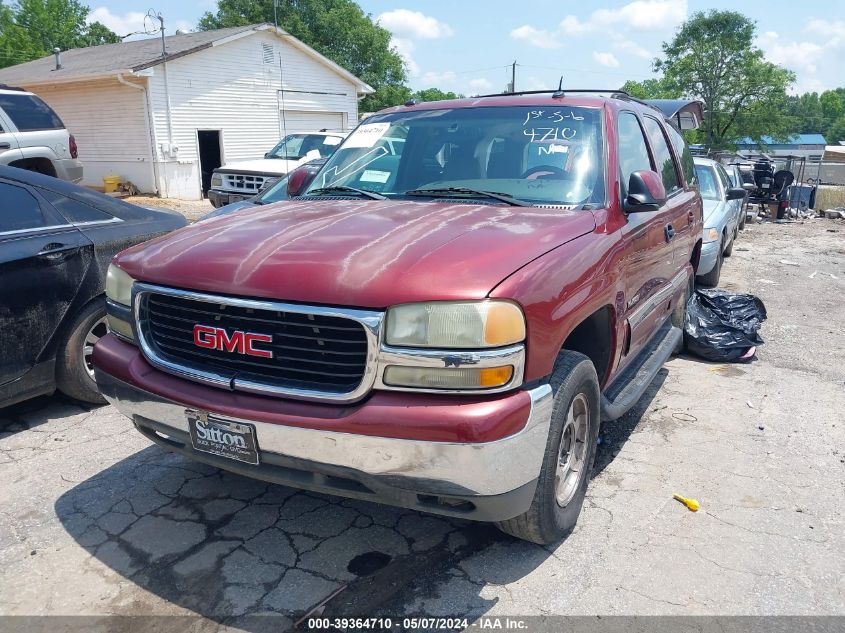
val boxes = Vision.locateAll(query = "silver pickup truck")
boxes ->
[0,86,83,182]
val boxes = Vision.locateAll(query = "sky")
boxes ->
[86,0,845,96]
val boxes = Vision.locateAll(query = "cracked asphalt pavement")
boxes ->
[0,220,843,628]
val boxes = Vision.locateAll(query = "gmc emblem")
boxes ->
[193,324,273,359]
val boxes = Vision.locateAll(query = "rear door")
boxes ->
[0,179,92,385]
[714,163,740,235]
[0,108,24,164]
[641,116,699,269]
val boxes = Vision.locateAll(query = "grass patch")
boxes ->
[816,185,845,210]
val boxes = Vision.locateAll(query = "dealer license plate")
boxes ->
[187,411,259,465]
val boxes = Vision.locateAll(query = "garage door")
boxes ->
[279,111,345,134]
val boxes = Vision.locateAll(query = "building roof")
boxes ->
[737,134,827,147]
[0,23,372,94]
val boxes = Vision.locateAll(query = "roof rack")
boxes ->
[471,88,658,110]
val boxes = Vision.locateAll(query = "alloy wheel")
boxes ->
[555,392,590,507]
[82,317,108,380]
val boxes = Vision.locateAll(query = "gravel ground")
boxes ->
[0,218,843,630]
[126,196,213,222]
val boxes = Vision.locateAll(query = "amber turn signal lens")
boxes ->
[478,366,514,387]
[483,302,526,347]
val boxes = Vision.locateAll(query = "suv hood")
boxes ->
[114,200,596,307]
[216,158,299,176]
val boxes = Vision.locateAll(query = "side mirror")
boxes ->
[286,163,320,197]
[264,152,274,159]
[726,187,746,201]
[625,170,666,212]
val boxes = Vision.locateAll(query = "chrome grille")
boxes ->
[222,173,268,193]
[134,285,381,401]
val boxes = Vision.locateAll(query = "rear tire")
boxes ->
[697,238,724,288]
[56,299,108,405]
[496,351,600,544]
[671,275,693,354]
[724,232,734,257]
[739,204,747,230]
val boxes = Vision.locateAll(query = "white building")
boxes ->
[0,24,372,199]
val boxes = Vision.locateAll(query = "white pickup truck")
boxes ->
[208,131,346,207]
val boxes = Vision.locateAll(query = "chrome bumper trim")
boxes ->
[374,344,525,394]
[98,369,553,497]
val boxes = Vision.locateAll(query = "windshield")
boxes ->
[305,106,605,206]
[695,165,721,200]
[267,134,344,160]
[257,176,290,203]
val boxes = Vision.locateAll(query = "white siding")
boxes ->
[28,79,156,192]
[279,111,345,134]
[148,31,360,199]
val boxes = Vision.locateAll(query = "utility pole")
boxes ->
[273,0,279,28]
[511,61,516,93]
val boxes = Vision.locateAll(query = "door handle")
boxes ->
[664,224,676,242]
[0,142,10,150]
[37,242,67,259]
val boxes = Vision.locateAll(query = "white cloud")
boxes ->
[758,31,824,74]
[420,70,457,85]
[559,0,686,36]
[804,18,845,42]
[512,0,685,50]
[468,78,493,92]
[592,51,620,68]
[390,36,420,77]
[87,7,149,36]
[377,9,453,39]
[612,36,653,59]
[510,25,562,50]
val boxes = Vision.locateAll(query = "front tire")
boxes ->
[56,299,108,405]
[496,351,600,544]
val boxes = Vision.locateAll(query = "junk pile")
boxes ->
[684,289,767,363]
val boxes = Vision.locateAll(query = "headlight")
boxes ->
[106,264,135,306]
[703,228,720,243]
[385,301,525,348]
[211,173,223,187]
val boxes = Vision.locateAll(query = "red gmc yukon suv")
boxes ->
[94,92,704,544]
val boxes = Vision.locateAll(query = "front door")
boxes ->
[0,180,92,385]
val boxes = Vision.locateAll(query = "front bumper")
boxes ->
[93,336,553,522]
[697,239,721,276]
[207,188,252,208]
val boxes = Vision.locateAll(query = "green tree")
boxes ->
[652,10,794,149]
[828,115,845,144]
[0,0,120,69]
[199,0,408,112]
[411,88,462,102]
[620,78,679,100]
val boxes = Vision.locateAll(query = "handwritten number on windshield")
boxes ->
[523,110,585,125]
[523,127,578,141]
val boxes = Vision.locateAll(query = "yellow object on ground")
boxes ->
[673,493,700,512]
[103,176,121,193]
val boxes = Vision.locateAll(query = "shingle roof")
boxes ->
[0,24,371,93]
[0,25,257,85]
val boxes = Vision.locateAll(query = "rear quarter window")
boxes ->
[0,93,64,131]
[39,190,114,223]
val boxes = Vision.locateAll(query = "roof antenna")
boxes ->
[552,76,565,99]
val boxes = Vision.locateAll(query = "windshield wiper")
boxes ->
[306,185,387,200]
[403,187,531,207]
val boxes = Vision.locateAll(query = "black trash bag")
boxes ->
[683,288,767,362]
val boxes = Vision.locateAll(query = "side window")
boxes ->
[39,190,113,223]
[715,164,731,193]
[0,93,64,132]
[617,112,652,189]
[642,116,680,194]
[0,182,47,232]
[666,124,696,186]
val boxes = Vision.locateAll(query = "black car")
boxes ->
[0,165,187,408]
